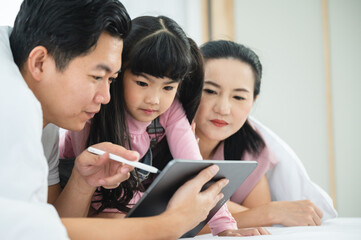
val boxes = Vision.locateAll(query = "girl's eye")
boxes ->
[234,96,246,101]
[163,86,174,91]
[203,88,216,95]
[136,81,148,87]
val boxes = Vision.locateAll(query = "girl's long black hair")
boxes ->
[200,40,265,160]
[87,16,204,213]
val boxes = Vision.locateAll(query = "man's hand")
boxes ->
[166,165,228,232]
[74,142,139,189]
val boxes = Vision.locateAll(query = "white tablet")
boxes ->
[126,159,257,238]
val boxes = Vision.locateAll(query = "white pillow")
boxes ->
[248,116,337,220]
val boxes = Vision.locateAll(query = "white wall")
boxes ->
[328,0,361,217]
[234,0,361,217]
[121,0,203,45]
[0,0,22,26]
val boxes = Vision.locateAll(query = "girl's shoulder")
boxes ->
[159,98,186,126]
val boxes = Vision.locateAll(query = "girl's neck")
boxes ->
[197,136,221,160]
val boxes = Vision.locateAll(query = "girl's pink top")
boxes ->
[211,126,278,204]
[59,99,237,235]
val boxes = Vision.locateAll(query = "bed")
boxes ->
[189,218,361,240]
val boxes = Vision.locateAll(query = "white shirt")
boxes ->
[42,123,60,186]
[0,26,68,239]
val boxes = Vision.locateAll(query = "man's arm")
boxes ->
[62,165,228,240]
[51,142,139,217]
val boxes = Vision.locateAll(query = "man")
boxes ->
[0,0,227,239]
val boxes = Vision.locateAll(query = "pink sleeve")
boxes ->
[59,121,91,158]
[160,99,202,160]
[208,204,237,235]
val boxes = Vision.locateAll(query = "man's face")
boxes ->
[41,32,123,131]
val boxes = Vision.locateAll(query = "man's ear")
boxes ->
[27,46,49,82]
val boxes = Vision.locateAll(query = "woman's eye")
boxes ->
[164,86,174,91]
[136,81,148,87]
[234,96,245,101]
[203,89,216,95]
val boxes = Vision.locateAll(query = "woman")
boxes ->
[195,40,324,228]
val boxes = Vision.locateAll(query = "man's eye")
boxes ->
[203,89,216,94]
[136,81,148,87]
[164,86,174,91]
[93,76,103,81]
[109,77,116,84]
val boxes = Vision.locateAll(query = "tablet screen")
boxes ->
[126,159,257,238]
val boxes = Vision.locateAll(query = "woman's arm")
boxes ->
[228,175,323,227]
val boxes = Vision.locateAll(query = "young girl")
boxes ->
[60,16,267,236]
[194,40,323,228]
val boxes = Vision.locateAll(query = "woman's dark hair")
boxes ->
[200,40,265,160]
[87,16,204,213]
[10,0,131,70]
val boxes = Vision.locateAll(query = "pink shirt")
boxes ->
[59,99,237,235]
[211,127,278,204]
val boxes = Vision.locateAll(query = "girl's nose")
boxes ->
[145,94,160,105]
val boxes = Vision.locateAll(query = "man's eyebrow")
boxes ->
[93,64,120,75]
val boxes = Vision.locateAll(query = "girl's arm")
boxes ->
[162,99,203,160]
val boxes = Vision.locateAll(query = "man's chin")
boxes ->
[58,121,87,132]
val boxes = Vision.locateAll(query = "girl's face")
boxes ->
[123,70,179,122]
[195,58,255,143]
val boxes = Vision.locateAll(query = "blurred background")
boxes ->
[1,0,360,217]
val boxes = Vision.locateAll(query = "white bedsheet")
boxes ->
[187,218,361,240]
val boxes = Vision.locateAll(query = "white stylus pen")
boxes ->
[87,147,160,174]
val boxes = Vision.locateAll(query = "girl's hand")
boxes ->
[218,227,270,236]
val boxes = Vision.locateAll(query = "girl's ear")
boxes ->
[26,46,49,82]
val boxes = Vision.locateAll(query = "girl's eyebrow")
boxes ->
[139,73,177,84]
[163,79,178,84]
[205,81,250,92]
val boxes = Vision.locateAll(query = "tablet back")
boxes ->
[126,159,257,238]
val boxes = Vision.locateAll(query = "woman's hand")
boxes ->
[269,200,324,226]
[218,227,270,236]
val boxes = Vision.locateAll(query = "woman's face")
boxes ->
[194,58,255,143]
